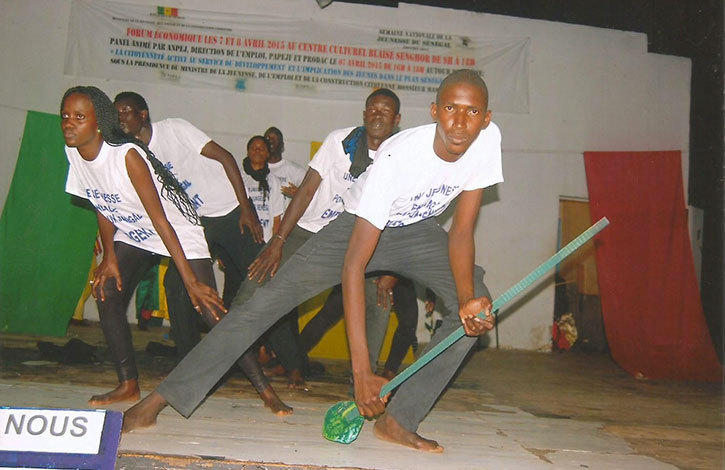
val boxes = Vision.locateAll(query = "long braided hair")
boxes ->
[61,86,200,225]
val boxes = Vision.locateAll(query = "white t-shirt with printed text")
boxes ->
[344,122,503,230]
[148,118,239,218]
[65,141,210,259]
[241,172,284,242]
[297,126,376,233]
[268,158,306,212]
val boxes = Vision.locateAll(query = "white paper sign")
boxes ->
[0,408,106,454]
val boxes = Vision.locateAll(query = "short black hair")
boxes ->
[365,88,400,114]
[114,91,151,122]
[436,69,489,109]
[264,126,284,145]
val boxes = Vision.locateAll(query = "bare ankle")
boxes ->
[89,379,140,406]
[143,391,168,409]
[287,369,308,390]
[121,391,168,433]
[259,386,293,416]
[374,412,443,453]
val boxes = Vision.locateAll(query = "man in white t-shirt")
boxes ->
[245,89,403,389]
[114,93,265,308]
[263,127,306,212]
[339,72,501,450]
[114,92,292,416]
[124,71,501,453]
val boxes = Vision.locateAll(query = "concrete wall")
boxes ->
[0,0,690,349]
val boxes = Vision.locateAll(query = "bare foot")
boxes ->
[287,368,309,391]
[373,411,443,453]
[89,379,140,406]
[122,391,168,433]
[259,386,293,416]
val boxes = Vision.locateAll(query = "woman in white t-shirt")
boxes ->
[61,86,226,407]
[241,136,284,242]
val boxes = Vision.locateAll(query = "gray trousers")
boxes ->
[158,212,490,432]
[232,224,391,370]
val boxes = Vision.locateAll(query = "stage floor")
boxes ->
[1,322,721,469]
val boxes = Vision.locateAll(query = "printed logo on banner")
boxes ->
[156,6,179,17]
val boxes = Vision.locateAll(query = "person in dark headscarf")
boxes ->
[241,135,284,243]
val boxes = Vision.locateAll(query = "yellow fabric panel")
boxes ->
[559,199,599,295]
[310,141,322,160]
[299,289,414,365]
[72,253,97,320]
[153,258,170,319]
[381,312,415,365]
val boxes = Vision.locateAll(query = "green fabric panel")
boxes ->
[135,263,160,314]
[0,111,97,336]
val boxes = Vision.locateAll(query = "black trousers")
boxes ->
[199,206,269,393]
[96,242,215,382]
[200,206,264,307]
[384,277,419,373]
[297,276,419,372]
[100,240,269,394]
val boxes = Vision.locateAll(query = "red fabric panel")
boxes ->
[584,151,722,381]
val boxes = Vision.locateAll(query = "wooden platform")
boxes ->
[1,322,722,469]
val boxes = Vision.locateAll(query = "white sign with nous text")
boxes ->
[0,408,106,454]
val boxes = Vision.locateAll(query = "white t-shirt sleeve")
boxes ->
[348,153,400,230]
[309,129,347,181]
[269,175,284,218]
[64,152,85,198]
[288,161,307,186]
[167,118,212,155]
[463,123,503,191]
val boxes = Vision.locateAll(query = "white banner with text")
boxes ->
[65,0,529,111]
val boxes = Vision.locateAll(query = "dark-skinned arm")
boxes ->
[448,188,494,336]
[91,210,120,302]
[342,217,389,418]
[125,148,226,319]
[200,141,264,243]
[247,168,322,282]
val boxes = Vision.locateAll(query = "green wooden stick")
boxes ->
[323,217,609,443]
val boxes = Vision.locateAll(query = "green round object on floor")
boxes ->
[322,400,364,444]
